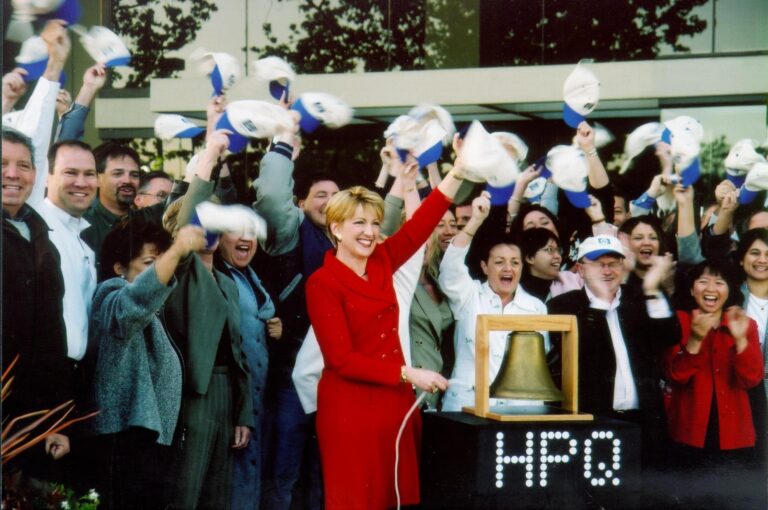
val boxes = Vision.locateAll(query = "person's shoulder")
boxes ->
[515,285,547,312]
[547,288,586,311]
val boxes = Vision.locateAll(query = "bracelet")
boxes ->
[400,365,408,384]
[586,148,598,157]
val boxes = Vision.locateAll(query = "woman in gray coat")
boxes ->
[88,217,206,509]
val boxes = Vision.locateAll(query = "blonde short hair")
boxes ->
[325,186,384,241]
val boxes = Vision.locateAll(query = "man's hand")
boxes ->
[55,89,72,117]
[45,433,70,460]
[642,253,675,295]
[41,20,70,80]
[575,122,595,152]
[714,179,737,207]
[267,317,283,340]
[2,68,28,113]
[232,426,251,449]
[471,190,491,223]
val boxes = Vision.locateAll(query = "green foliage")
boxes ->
[251,0,708,72]
[699,135,730,177]
[111,0,218,87]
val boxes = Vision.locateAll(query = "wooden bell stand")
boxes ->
[462,314,593,422]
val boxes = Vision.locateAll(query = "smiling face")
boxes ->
[2,139,35,218]
[48,145,98,217]
[742,239,768,283]
[300,180,339,229]
[578,254,624,298]
[99,155,140,213]
[628,222,660,268]
[691,269,730,314]
[481,244,522,302]
[434,210,457,252]
[523,210,557,236]
[331,204,381,262]
[526,238,562,280]
[218,232,257,269]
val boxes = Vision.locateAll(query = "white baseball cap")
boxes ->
[195,202,267,242]
[546,145,590,208]
[253,56,296,100]
[661,115,704,144]
[408,103,455,144]
[414,119,447,168]
[154,114,205,141]
[216,100,294,153]
[669,129,701,186]
[461,120,519,187]
[291,92,353,133]
[77,25,131,67]
[724,139,765,187]
[739,161,768,205]
[492,131,528,163]
[15,36,48,81]
[620,122,663,174]
[562,63,600,128]
[189,48,242,95]
[577,235,625,261]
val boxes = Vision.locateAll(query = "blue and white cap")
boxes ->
[592,123,614,149]
[408,103,455,144]
[492,131,528,163]
[661,115,704,145]
[546,145,590,208]
[216,100,294,153]
[724,139,765,188]
[562,62,600,128]
[6,0,81,42]
[414,119,448,168]
[461,120,519,187]
[577,235,625,261]
[190,48,242,95]
[154,114,205,141]
[15,36,49,81]
[620,122,663,174]
[384,115,421,163]
[253,56,296,101]
[669,129,701,187]
[77,25,131,67]
[291,92,353,134]
[738,161,768,205]
[195,202,267,242]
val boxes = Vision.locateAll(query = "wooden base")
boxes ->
[462,406,594,422]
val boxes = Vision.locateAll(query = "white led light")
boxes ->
[585,447,592,455]
[613,455,620,462]
[606,431,613,439]
[526,464,533,471]
[540,480,547,487]
[613,463,620,470]
[496,448,503,456]
[496,432,504,440]
[496,480,503,488]
[569,439,578,446]
[541,472,547,479]
[540,456,547,463]
[541,448,548,455]
[527,432,534,439]
[496,440,503,448]
[526,472,533,480]
[591,432,599,439]
[598,462,606,471]
[519,456,528,464]
[496,456,503,464]
[540,440,547,447]
[569,448,577,455]
[504,455,510,463]
[585,439,592,446]
[563,431,570,439]
[526,448,533,455]
[613,439,621,446]
[591,478,598,486]
[547,455,554,463]
[598,431,606,439]
[526,456,533,463]
[496,473,503,480]
[606,470,613,478]
[526,440,534,448]
[555,431,563,439]
[496,464,503,472]
[613,478,620,486]
[598,479,605,486]
[585,470,591,478]
[540,432,547,438]
[584,454,592,463]
[510,456,518,464]
[563,455,570,463]
[585,463,591,471]
[526,480,533,487]
[613,447,621,454]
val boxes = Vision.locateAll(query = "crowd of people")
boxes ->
[2,19,768,510]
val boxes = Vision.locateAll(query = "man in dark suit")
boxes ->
[548,235,680,467]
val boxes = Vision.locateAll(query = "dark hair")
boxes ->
[612,186,630,212]
[99,217,172,282]
[510,204,560,236]
[2,127,35,163]
[478,231,520,264]
[680,259,743,312]
[619,215,666,253]
[294,172,337,201]
[519,227,560,263]
[138,170,172,192]
[47,140,93,174]
[736,228,768,275]
[93,142,141,174]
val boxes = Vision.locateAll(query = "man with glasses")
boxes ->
[134,170,172,209]
[547,235,680,504]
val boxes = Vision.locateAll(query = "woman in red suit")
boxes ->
[665,259,764,509]
[306,160,463,510]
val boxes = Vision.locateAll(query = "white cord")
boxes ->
[395,391,428,510]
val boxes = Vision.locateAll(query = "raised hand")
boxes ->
[2,68,28,113]
[725,306,750,353]
[642,253,675,295]
[575,122,595,152]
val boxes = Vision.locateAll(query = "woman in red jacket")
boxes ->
[305,159,463,510]
[665,259,764,509]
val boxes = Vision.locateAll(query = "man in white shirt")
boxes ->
[547,235,680,466]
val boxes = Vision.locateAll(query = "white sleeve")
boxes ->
[438,242,475,315]
[15,78,60,211]
[292,327,324,414]
[393,244,425,367]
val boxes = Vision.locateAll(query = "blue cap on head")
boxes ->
[290,97,322,134]
[680,158,701,187]
[215,112,248,153]
[562,103,586,129]
[190,210,221,250]
[269,80,289,101]
[486,182,515,206]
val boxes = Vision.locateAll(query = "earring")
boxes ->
[334,233,342,242]
[120,273,126,280]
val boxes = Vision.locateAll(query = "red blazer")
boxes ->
[306,188,450,510]
[665,310,764,450]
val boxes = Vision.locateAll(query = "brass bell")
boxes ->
[489,331,563,402]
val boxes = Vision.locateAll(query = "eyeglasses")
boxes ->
[538,246,563,255]
[584,260,623,271]
[139,192,169,200]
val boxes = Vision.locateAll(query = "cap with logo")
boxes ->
[577,235,625,261]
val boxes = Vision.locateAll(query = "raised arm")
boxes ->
[55,63,107,142]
